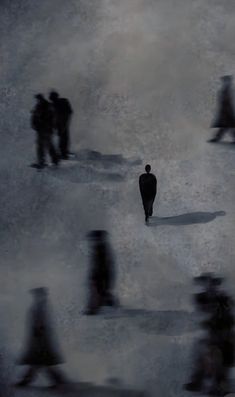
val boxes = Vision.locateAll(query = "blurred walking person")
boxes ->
[209,75,235,143]
[85,230,118,315]
[15,288,67,388]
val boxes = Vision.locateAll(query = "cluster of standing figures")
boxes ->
[31,91,73,169]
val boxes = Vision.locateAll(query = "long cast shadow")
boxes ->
[150,211,226,226]
[103,308,197,336]
[75,149,142,169]
[14,382,148,396]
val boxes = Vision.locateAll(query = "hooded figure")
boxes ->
[139,164,157,224]
[31,94,59,169]
[49,91,73,159]
[85,230,118,315]
[210,76,235,143]
[16,288,66,387]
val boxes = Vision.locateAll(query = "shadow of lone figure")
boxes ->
[15,288,67,388]
[150,211,225,226]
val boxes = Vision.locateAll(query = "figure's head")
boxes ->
[145,164,151,173]
[87,230,108,244]
[221,75,233,86]
[49,91,59,102]
[30,287,48,303]
[34,93,44,102]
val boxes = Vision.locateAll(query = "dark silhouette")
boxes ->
[184,273,235,396]
[139,164,157,224]
[150,211,225,226]
[15,288,66,388]
[209,75,235,143]
[49,91,73,159]
[30,94,59,169]
[85,230,118,315]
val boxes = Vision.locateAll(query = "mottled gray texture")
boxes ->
[0,0,235,396]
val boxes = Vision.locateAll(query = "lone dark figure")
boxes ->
[85,230,118,315]
[49,91,73,159]
[210,75,235,143]
[139,164,157,224]
[16,288,66,387]
[31,94,59,169]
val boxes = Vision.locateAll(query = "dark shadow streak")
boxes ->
[47,163,125,184]
[75,149,142,168]
[16,382,148,396]
[104,309,197,336]
[149,211,226,226]
[207,140,235,148]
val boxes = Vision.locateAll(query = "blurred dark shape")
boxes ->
[15,287,67,387]
[209,76,235,143]
[76,149,142,167]
[49,90,73,160]
[184,273,235,396]
[150,211,225,226]
[30,94,59,169]
[85,230,118,315]
[139,164,157,224]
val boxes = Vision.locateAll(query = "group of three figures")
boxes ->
[31,91,73,169]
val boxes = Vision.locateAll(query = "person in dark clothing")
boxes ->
[85,230,118,315]
[15,288,66,387]
[185,274,235,396]
[139,164,157,224]
[31,94,59,169]
[49,91,73,159]
[209,75,235,143]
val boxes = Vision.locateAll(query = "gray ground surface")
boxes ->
[1,1,235,396]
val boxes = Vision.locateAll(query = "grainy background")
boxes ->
[0,1,235,396]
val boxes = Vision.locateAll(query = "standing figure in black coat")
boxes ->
[209,75,235,143]
[16,288,66,387]
[85,230,118,315]
[49,91,73,159]
[139,164,157,224]
[31,94,59,169]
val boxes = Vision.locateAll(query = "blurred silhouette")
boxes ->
[30,94,59,169]
[49,91,73,160]
[139,164,157,224]
[184,273,234,396]
[15,288,66,388]
[210,76,235,143]
[85,230,118,315]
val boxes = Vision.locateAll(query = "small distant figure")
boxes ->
[139,164,157,224]
[30,94,59,169]
[209,75,235,143]
[85,230,118,315]
[49,91,73,160]
[15,288,66,388]
[185,273,234,396]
